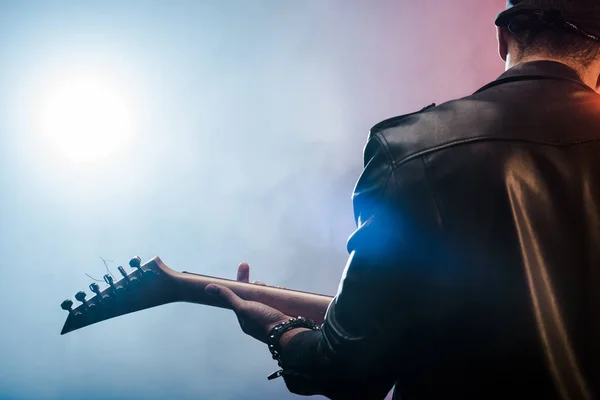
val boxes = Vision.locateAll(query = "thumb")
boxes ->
[205,284,245,312]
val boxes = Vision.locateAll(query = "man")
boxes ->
[206,1,600,398]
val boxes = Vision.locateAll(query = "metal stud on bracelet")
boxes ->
[266,316,320,380]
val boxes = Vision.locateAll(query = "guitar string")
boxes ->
[85,257,117,282]
[85,273,104,282]
[100,256,116,278]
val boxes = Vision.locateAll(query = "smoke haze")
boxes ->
[0,1,503,399]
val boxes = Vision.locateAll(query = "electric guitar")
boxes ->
[60,256,334,335]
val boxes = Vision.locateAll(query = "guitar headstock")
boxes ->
[60,256,178,335]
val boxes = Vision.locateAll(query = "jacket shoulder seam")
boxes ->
[370,103,436,135]
[390,136,600,170]
[370,131,395,166]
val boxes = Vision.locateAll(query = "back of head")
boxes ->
[496,0,600,67]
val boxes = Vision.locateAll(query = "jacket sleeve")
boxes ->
[277,132,444,399]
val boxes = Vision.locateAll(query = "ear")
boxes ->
[497,26,509,61]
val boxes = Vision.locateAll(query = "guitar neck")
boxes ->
[170,270,334,325]
[60,257,334,335]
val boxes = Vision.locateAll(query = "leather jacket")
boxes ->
[279,61,600,400]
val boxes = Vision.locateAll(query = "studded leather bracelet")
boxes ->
[266,316,320,380]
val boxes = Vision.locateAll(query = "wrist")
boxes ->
[266,317,320,365]
[278,327,311,349]
[265,317,320,381]
[266,317,293,336]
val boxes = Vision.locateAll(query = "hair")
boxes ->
[510,27,600,67]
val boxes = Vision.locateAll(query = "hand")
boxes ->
[205,263,292,344]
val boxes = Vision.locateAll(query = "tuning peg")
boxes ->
[75,291,88,308]
[89,283,107,303]
[104,274,125,295]
[61,299,74,314]
[129,256,142,270]
[89,282,101,296]
[129,257,144,277]
[104,274,114,287]
[129,256,154,278]
[61,299,84,317]
[117,265,134,283]
[117,265,129,280]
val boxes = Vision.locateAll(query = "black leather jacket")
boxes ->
[279,61,600,400]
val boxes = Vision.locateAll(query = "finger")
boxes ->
[237,262,250,283]
[205,284,246,312]
[252,280,267,286]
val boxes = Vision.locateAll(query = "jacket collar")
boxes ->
[474,61,594,94]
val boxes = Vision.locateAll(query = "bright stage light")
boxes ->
[37,74,135,163]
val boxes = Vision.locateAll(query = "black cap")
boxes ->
[495,0,600,40]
